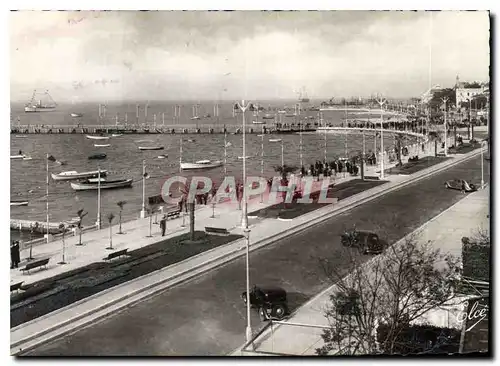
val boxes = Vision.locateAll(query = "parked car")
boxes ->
[444,179,477,192]
[241,285,289,321]
[341,230,385,255]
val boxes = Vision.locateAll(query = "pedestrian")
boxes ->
[160,215,167,236]
[13,241,20,268]
[461,180,466,194]
[10,241,15,269]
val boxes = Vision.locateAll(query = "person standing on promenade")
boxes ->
[160,215,167,236]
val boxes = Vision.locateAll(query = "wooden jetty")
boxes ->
[10,124,319,135]
[10,218,81,234]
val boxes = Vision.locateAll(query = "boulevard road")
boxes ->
[27,155,489,356]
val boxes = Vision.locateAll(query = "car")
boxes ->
[341,230,385,255]
[241,285,289,321]
[444,179,477,192]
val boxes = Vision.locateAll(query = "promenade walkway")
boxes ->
[236,186,489,356]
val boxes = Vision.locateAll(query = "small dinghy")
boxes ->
[86,135,109,140]
[88,153,107,160]
[139,146,164,151]
[238,156,251,159]
[94,144,111,147]
[111,134,122,137]
[157,154,168,159]
[11,200,28,206]
[51,170,107,181]
[180,160,223,170]
[70,178,133,191]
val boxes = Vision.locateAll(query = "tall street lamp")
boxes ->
[441,97,449,157]
[236,99,253,345]
[96,165,102,229]
[140,160,147,218]
[376,96,387,179]
[258,134,265,203]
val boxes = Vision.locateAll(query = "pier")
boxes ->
[10,124,319,135]
[10,218,81,235]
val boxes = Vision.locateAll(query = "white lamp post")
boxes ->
[236,99,253,345]
[96,165,101,229]
[376,97,387,179]
[140,160,147,218]
[441,97,449,156]
[258,134,264,203]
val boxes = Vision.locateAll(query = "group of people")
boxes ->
[299,158,361,179]
[10,240,21,269]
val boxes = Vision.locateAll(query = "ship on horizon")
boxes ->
[24,89,57,113]
[298,87,310,103]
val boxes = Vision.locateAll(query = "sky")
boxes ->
[9,10,490,102]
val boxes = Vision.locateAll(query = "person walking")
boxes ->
[159,215,167,236]
[10,241,15,269]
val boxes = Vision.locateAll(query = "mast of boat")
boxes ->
[224,131,227,175]
[153,114,157,129]
[136,104,140,127]
[115,114,119,126]
[96,166,101,229]
[162,112,165,127]
[321,112,327,162]
[125,112,128,124]
[145,103,149,124]
[179,138,183,173]
[298,103,303,169]
[46,153,50,243]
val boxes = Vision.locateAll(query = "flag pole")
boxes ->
[96,166,101,229]
[46,153,50,243]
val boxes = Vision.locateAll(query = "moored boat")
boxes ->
[94,144,111,147]
[70,178,133,191]
[11,155,25,159]
[252,120,265,124]
[157,154,168,159]
[11,200,28,206]
[88,153,107,160]
[24,90,57,113]
[180,160,223,170]
[71,113,83,118]
[51,170,108,181]
[238,156,251,159]
[262,114,275,120]
[139,146,164,151]
[111,134,123,137]
[86,135,110,140]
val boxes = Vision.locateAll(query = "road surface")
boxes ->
[26,155,489,356]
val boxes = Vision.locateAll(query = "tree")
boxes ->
[116,200,126,234]
[76,209,88,246]
[316,232,461,356]
[273,164,298,182]
[429,88,456,112]
[58,223,67,264]
[106,213,115,250]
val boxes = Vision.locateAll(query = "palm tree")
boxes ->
[58,223,67,264]
[116,201,126,234]
[106,213,115,250]
[76,209,88,246]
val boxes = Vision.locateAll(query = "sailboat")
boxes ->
[24,90,57,113]
[298,87,310,103]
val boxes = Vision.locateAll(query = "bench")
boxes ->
[103,248,129,261]
[10,281,24,293]
[364,175,380,181]
[166,209,181,220]
[21,258,50,274]
[205,227,230,236]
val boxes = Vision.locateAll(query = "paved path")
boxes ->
[24,152,489,356]
[239,186,489,355]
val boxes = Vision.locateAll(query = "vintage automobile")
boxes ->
[241,285,289,321]
[444,179,477,192]
[341,230,385,255]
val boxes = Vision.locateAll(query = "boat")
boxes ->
[70,178,133,191]
[11,200,28,206]
[51,170,107,181]
[11,155,25,159]
[298,87,310,103]
[252,120,265,125]
[94,144,110,147]
[139,146,164,151]
[71,113,83,118]
[180,160,223,170]
[111,134,122,137]
[190,116,201,120]
[262,114,275,120]
[269,139,282,143]
[157,154,168,159]
[14,135,27,138]
[86,135,109,140]
[22,156,32,161]
[24,90,57,113]
[88,153,107,160]
[285,114,297,117]
[238,156,251,159]
[278,110,286,114]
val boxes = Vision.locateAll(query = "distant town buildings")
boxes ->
[454,75,488,106]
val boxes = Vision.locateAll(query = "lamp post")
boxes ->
[96,165,101,229]
[236,99,252,345]
[140,160,147,218]
[481,140,487,189]
[258,134,264,203]
[320,112,327,162]
[376,97,386,179]
[441,97,449,156]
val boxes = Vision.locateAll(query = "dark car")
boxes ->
[241,285,288,321]
[444,179,477,192]
[341,230,385,255]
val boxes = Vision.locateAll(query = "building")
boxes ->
[454,75,487,107]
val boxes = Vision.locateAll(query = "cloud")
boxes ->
[10,11,490,102]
